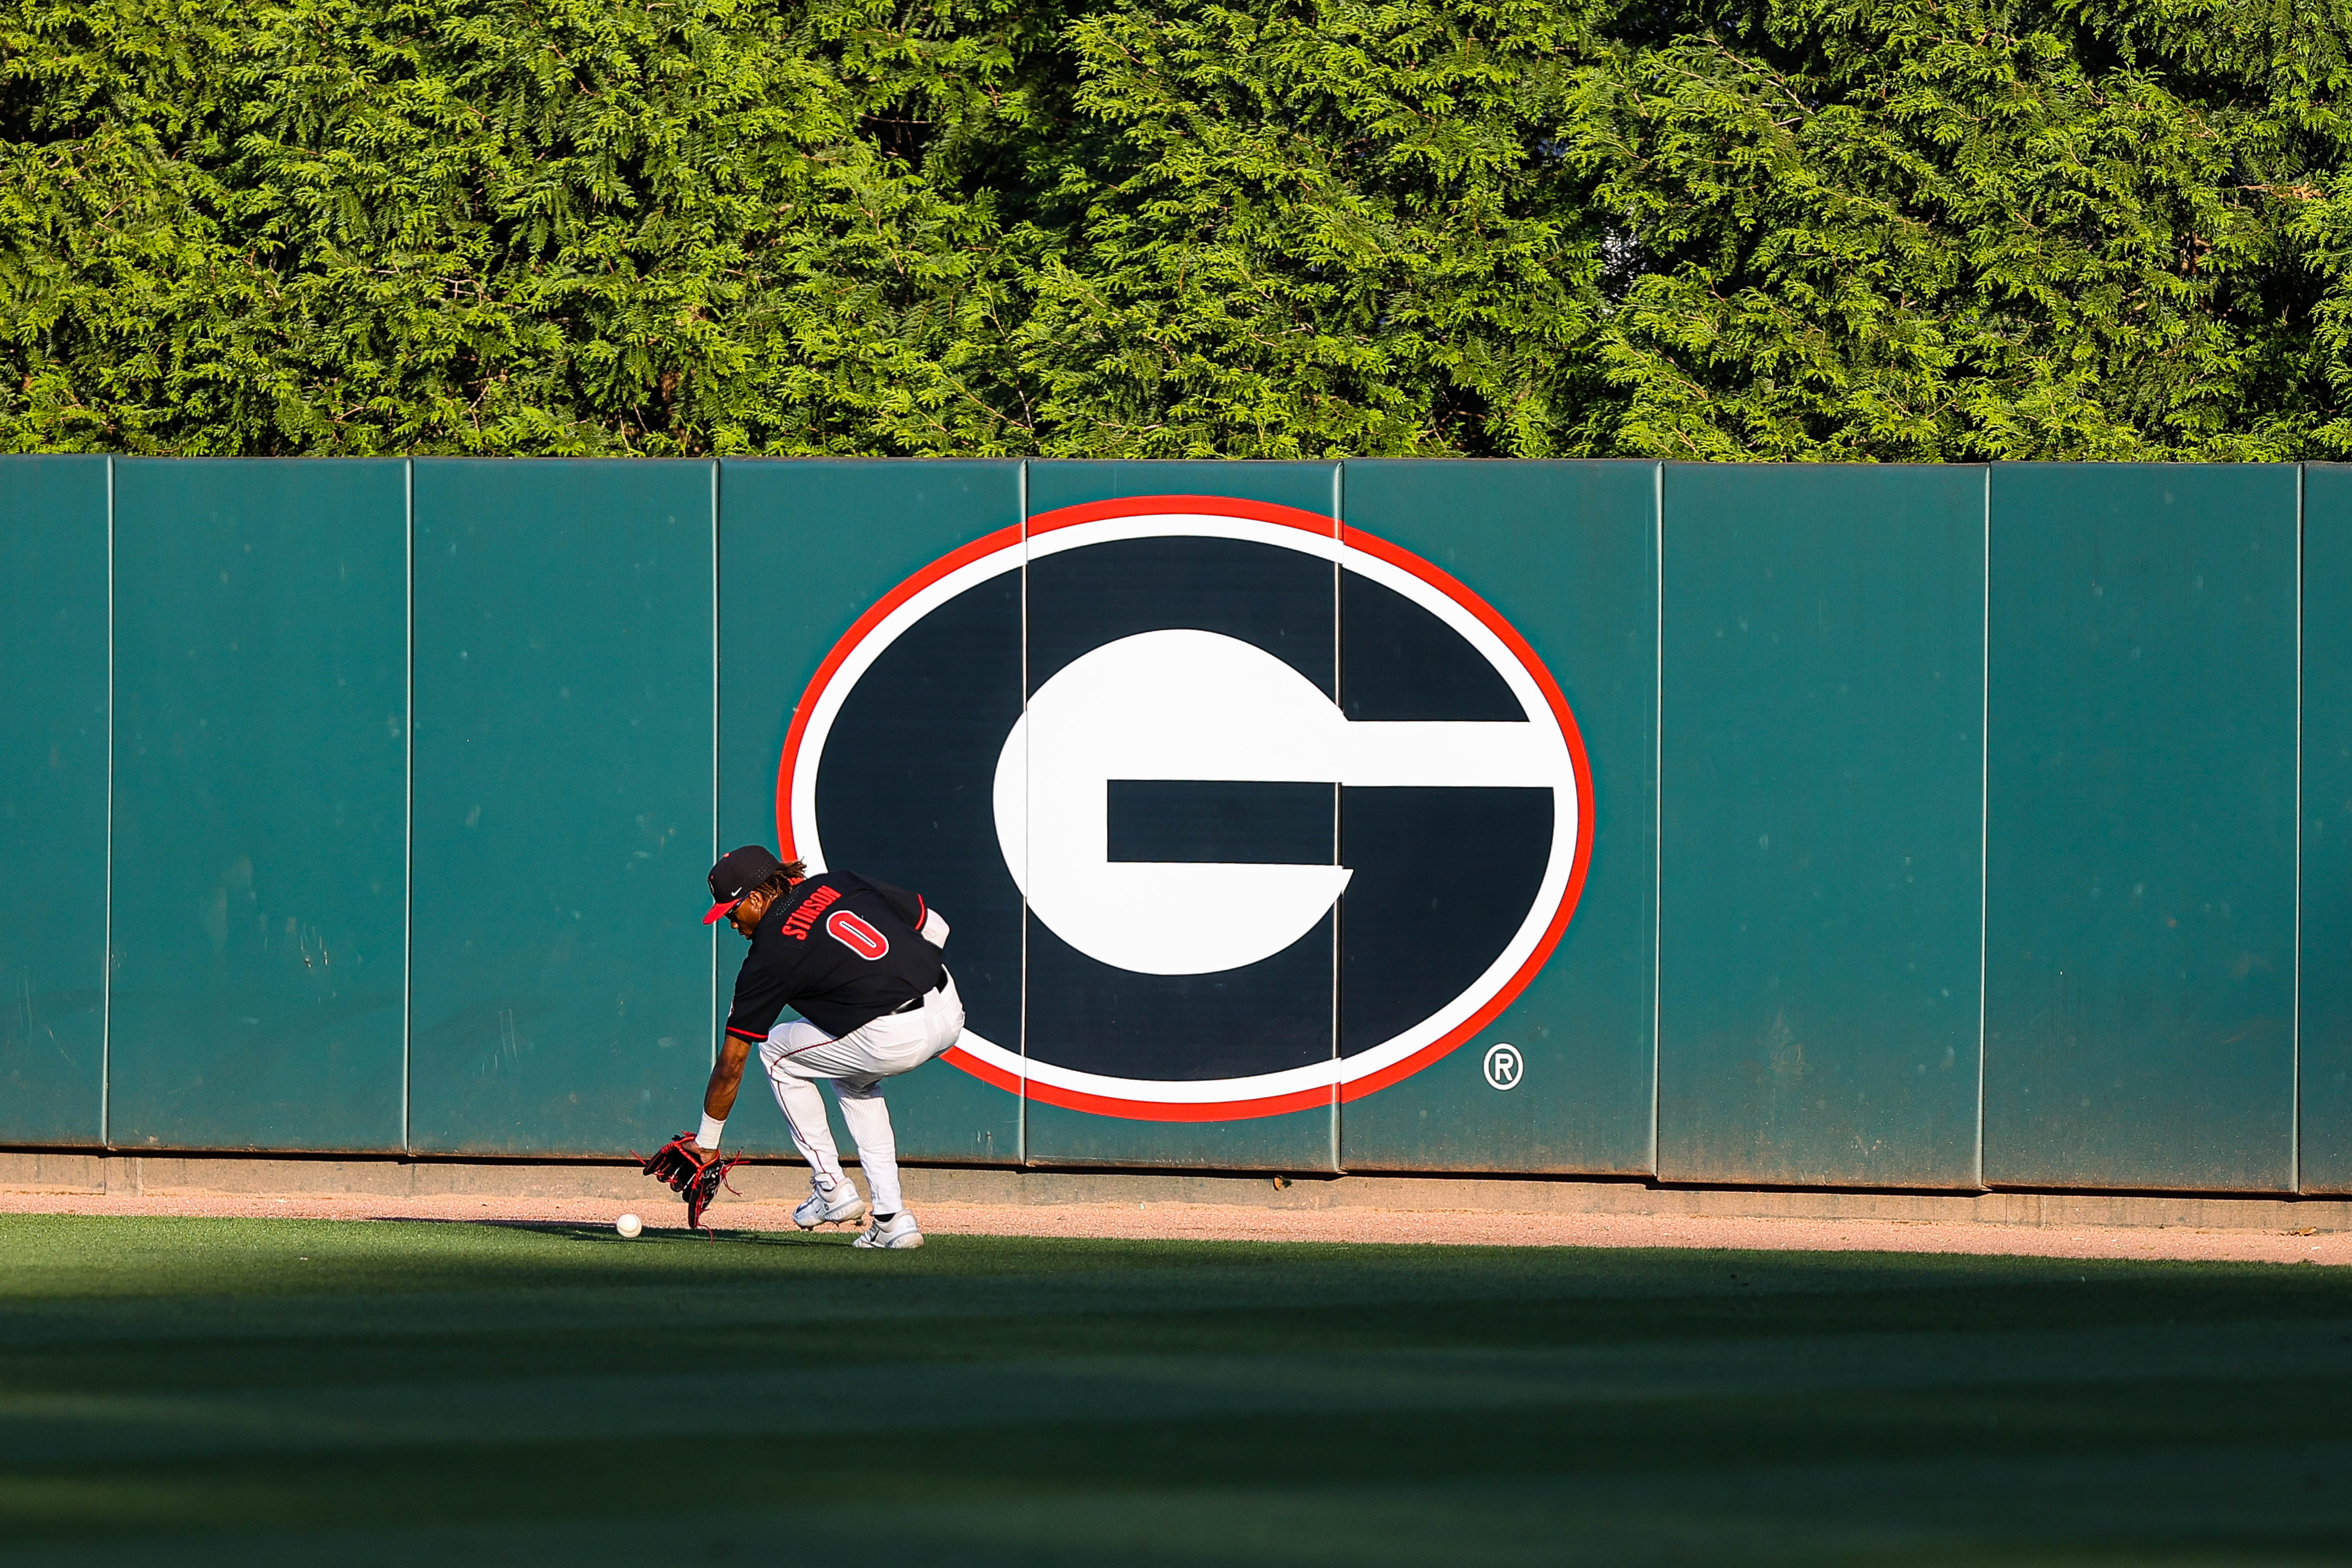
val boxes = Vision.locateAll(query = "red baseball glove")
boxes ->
[639,1131,742,1233]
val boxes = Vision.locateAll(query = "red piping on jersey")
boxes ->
[725,1026,766,1044]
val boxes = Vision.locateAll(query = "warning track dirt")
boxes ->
[0,1186,2342,1265]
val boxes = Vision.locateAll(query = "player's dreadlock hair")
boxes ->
[751,862,806,902]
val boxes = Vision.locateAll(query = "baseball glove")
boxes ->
[639,1131,743,1234]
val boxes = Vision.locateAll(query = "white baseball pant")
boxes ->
[757,974,964,1216]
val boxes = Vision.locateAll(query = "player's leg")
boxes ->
[785,983,965,1250]
[815,1007,941,1250]
[759,1024,867,1227]
[829,1076,902,1214]
[834,1074,922,1249]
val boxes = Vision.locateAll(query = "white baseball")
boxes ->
[615,1212,643,1239]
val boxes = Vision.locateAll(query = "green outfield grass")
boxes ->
[1,1214,2348,1565]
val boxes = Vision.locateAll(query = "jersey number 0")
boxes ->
[825,909,891,960]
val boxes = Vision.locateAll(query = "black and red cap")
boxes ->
[705,845,784,925]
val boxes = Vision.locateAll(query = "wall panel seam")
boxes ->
[1976,464,1990,1190]
[402,458,415,1154]
[1017,457,1030,1167]
[2296,461,2306,1192]
[1650,460,1664,1177]
[100,456,115,1149]
[1330,460,1344,1175]
[710,460,721,1075]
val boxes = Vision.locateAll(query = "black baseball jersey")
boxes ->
[723,872,945,1043]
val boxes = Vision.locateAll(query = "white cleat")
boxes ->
[793,1182,867,1229]
[853,1211,924,1250]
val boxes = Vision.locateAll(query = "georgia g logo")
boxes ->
[777,496,1593,1120]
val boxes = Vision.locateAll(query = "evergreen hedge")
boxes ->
[3,0,2348,458]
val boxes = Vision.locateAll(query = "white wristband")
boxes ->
[697,1113,725,1150]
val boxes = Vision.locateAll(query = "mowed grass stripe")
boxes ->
[1,1215,2347,1564]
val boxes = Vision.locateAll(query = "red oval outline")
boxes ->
[775,495,1594,1122]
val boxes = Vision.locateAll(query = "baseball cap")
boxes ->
[704,845,784,924]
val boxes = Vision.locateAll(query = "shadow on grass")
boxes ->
[3,1217,2351,1561]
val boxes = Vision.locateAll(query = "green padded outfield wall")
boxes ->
[1336,461,1659,1174]
[407,461,715,1155]
[1984,465,2299,1191]
[107,460,408,1152]
[717,459,1024,1165]
[1659,465,1986,1188]
[0,455,2339,1195]
[2302,466,2352,1192]
[0,457,109,1145]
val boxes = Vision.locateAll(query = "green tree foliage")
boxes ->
[3,0,2349,457]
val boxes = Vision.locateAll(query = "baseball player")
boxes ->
[642,844,962,1248]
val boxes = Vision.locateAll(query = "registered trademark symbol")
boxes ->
[1483,1043,1523,1091]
